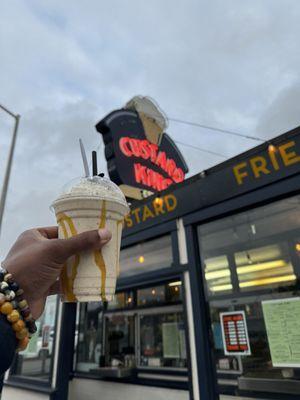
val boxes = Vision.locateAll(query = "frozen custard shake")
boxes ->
[52,176,129,302]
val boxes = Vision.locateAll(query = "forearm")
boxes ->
[0,314,17,375]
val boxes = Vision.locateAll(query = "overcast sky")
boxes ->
[0,0,300,256]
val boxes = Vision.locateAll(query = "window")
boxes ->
[120,235,173,277]
[235,243,296,291]
[10,296,58,381]
[107,291,134,310]
[198,195,300,397]
[137,282,182,306]
[76,280,187,379]
[104,314,135,367]
[204,255,233,294]
[139,310,187,369]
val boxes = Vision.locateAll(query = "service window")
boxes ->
[198,194,300,398]
[9,295,58,382]
[139,308,187,369]
[75,280,188,380]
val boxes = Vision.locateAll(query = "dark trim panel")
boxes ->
[122,220,177,244]
[183,173,300,227]
[52,303,77,400]
[185,224,219,400]
[4,377,55,394]
[116,265,187,291]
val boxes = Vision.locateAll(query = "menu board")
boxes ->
[262,297,300,367]
[220,311,251,356]
[162,322,180,358]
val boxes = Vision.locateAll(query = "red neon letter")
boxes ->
[140,140,151,160]
[172,168,185,183]
[148,143,158,163]
[119,137,132,157]
[134,163,148,185]
[166,159,176,177]
[156,151,167,171]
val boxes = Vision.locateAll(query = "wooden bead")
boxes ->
[11,300,18,309]
[16,289,24,297]
[0,282,9,291]
[16,328,28,340]
[12,319,25,332]
[7,310,20,323]
[17,336,29,351]
[5,290,15,301]
[1,302,13,315]
[19,300,28,310]
[4,273,12,282]
[0,293,5,305]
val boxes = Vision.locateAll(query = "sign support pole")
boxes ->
[0,104,20,238]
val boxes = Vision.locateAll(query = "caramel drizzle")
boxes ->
[94,200,107,301]
[116,220,123,277]
[57,213,79,302]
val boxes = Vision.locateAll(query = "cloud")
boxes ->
[256,83,300,137]
[1,0,300,255]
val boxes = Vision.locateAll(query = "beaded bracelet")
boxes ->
[0,266,37,351]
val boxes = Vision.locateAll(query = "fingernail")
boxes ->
[98,228,112,242]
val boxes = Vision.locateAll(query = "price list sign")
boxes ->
[220,311,251,356]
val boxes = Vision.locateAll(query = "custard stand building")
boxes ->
[3,99,300,400]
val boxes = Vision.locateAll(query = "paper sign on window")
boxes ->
[262,297,300,368]
[220,311,251,356]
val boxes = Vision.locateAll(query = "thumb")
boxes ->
[54,228,112,260]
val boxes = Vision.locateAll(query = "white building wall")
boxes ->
[1,386,50,400]
[69,379,189,400]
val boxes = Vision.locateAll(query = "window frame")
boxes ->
[189,183,300,399]
[6,295,60,390]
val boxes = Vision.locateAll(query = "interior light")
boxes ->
[295,243,300,252]
[205,269,230,280]
[174,286,179,292]
[239,274,296,288]
[154,196,163,206]
[268,144,277,153]
[138,255,145,264]
[168,281,182,287]
[237,259,286,274]
[210,284,233,292]
[250,224,256,235]
[246,252,253,264]
[151,289,156,295]
[127,297,132,303]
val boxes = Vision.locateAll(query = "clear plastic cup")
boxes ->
[51,176,129,302]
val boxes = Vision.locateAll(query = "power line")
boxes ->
[174,140,227,158]
[169,117,264,142]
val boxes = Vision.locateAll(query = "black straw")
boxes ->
[92,151,98,176]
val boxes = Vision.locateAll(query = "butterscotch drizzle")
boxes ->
[94,200,107,301]
[116,220,123,276]
[57,213,79,302]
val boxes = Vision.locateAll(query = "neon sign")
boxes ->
[96,108,188,198]
[119,137,185,191]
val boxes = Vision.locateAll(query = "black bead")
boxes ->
[26,320,37,334]
[0,272,4,282]
[10,282,19,292]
